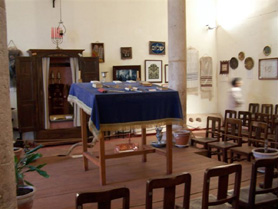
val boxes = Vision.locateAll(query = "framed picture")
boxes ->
[149,41,165,55]
[113,65,141,81]
[259,58,278,80]
[120,47,132,59]
[145,60,162,83]
[165,64,169,83]
[220,61,229,74]
[91,43,105,63]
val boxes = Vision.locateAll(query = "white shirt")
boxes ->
[227,87,244,111]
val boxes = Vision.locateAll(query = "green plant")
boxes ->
[15,144,49,195]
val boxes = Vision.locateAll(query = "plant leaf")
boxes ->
[24,180,33,186]
[25,144,43,155]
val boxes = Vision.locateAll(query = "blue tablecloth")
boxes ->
[68,82,183,136]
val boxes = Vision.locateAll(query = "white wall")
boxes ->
[216,0,278,116]
[8,0,275,117]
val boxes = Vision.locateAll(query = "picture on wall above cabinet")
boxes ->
[149,41,165,55]
[220,61,229,74]
[230,57,238,70]
[263,46,271,56]
[91,43,105,63]
[145,60,162,83]
[238,51,245,61]
[165,64,169,83]
[120,47,132,59]
[244,57,254,70]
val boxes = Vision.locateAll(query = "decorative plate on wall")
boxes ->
[238,52,245,61]
[263,46,271,56]
[230,57,238,69]
[244,57,254,70]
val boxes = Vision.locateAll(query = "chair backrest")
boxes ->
[248,121,268,147]
[249,103,260,114]
[76,187,130,209]
[261,104,273,115]
[238,111,252,129]
[254,112,270,123]
[248,157,278,208]
[206,116,221,139]
[202,164,242,209]
[223,118,242,145]
[275,104,278,115]
[146,172,191,209]
[223,110,237,126]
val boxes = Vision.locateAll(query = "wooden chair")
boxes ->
[230,121,268,163]
[220,110,237,139]
[261,104,273,119]
[207,118,242,163]
[190,116,221,149]
[238,111,252,140]
[190,163,242,209]
[275,104,278,115]
[249,103,259,120]
[76,187,130,209]
[146,172,191,209]
[237,158,278,208]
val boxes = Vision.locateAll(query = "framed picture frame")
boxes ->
[91,43,105,63]
[149,41,165,55]
[259,58,278,80]
[145,60,162,83]
[120,47,132,59]
[220,61,229,74]
[113,65,141,81]
[165,64,168,83]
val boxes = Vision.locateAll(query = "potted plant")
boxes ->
[252,138,278,159]
[15,144,49,209]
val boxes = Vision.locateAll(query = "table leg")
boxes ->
[99,131,106,185]
[141,127,147,162]
[166,124,172,174]
[81,109,88,171]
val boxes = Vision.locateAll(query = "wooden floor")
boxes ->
[30,131,254,209]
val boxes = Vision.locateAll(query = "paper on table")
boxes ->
[113,80,122,84]
[90,80,101,84]
[126,80,136,83]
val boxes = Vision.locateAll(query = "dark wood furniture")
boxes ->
[220,109,237,139]
[275,104,278,115]
[75,187,130,209]
[261,103,273,120]
[237,158,278,208]
[145,172,191,209]
[230,121,268,163]
[16,49,99,143]
[190,116,221,149]
[248,103,259,120]
[190,163,242,209]
[238,111,252,139]
[207,118,242,163]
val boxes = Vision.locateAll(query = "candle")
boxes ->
[51,27,54,39]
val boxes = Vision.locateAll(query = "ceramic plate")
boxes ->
[238,51,245,61]
[230,57,238,69]
[263,46,271,56]
[244,57,254,70]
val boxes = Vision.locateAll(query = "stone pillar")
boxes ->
[0,0,17,208]
[168,0,187,124]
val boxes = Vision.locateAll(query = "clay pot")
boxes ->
[17,185,36,209]
[14,147,23,160]
[173,129,190,148]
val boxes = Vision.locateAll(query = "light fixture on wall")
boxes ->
[51,0,66,49]
[206,24,217,30]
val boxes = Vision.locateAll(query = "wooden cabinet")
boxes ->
[16,49,99,142]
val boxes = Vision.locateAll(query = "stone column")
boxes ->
[168,0,187,124]
[0,0,17,208]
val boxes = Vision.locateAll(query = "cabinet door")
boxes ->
[80,57,99,82]
[16,57,38,132]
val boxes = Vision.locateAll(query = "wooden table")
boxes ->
[68,82,183,185]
